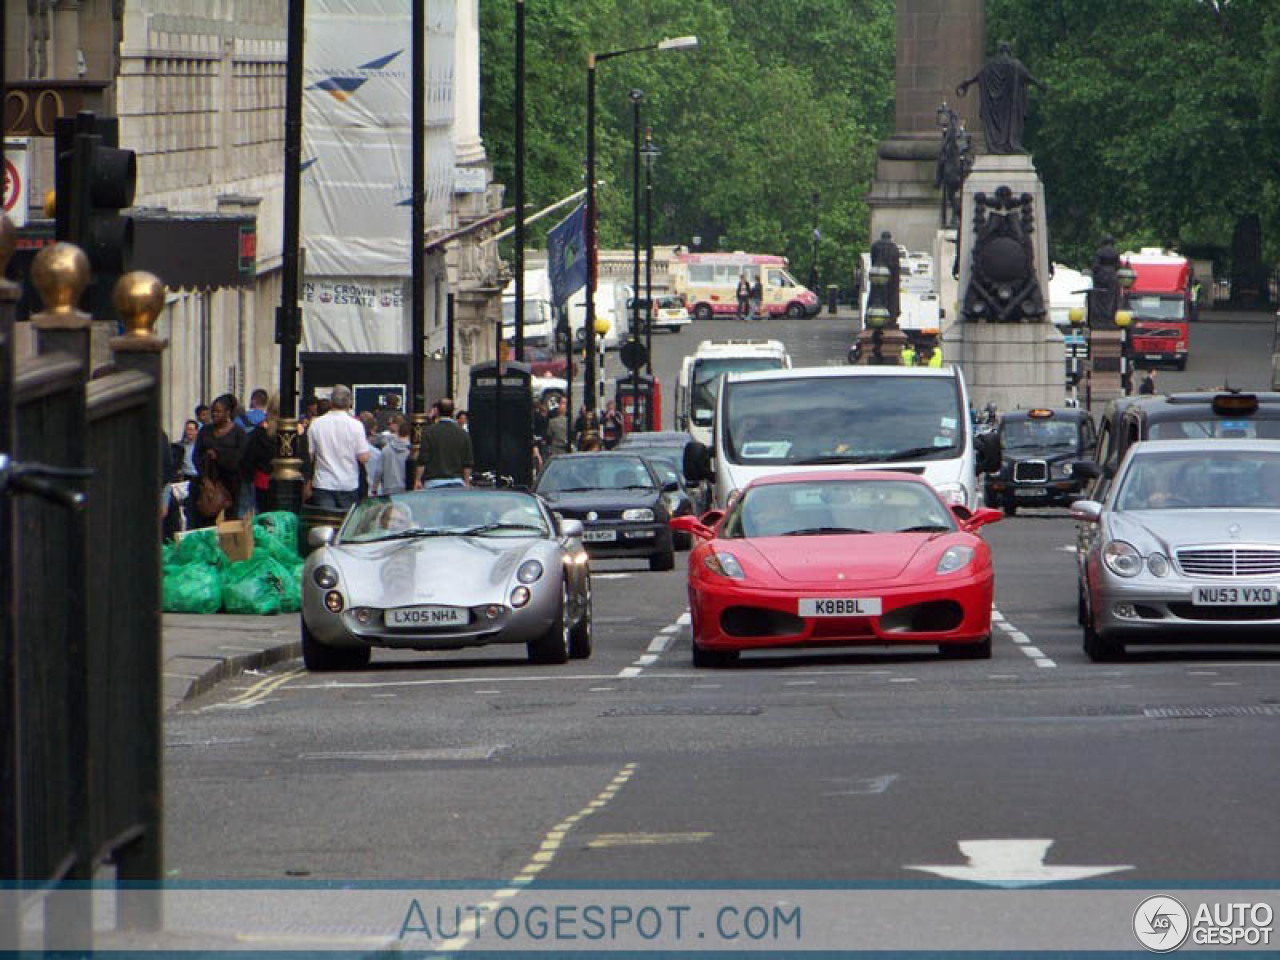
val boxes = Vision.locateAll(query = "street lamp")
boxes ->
[809,191,820,291]
[865,264,891,365]
[584,36,698,411]
[629,89,644,431]
[1117,258,1137,393]
[641,129,660,399]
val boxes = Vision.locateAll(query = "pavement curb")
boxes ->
[165,639,301,711]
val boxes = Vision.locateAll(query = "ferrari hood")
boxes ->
[745,533,934,585]
[329,535,530,607]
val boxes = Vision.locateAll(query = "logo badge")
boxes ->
[1228,523,1242,539]
[586,511,598,522]
[1133,895,1190,952]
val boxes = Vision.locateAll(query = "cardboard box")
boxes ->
[217,515,255,563]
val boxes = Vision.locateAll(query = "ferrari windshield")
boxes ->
[723,479,955,538]
[340,490,549,543]
[1115,450,1280,511]
[537,456,655,493]
[723,375,965,465]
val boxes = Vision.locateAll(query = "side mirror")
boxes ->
[1070,460,1102,480]
[670,515,715,541]
[662,480,680,493]
[954,506,1002,530]
[1070,500,1103,523]
[699,509,725,529]
[308,526,337,548]
[974,431,1002,475]
[560,518,585,539]
[683,441,713,485]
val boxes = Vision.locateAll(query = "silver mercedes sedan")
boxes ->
[301,488,592,671]
[1073,438,1280,661]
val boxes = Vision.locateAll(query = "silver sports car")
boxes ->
[1074,438,1280,661]
[301,488,592,671]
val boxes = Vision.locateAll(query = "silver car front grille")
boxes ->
[1176,548,1280,577]
[1013,460,1048,483]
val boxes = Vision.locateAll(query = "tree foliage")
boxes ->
[479,0,895,287]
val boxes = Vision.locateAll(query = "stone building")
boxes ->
[3,0,503,432]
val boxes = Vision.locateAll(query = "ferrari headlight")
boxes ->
[935,483,968,506]
[517,559,544,583]
[1103,540,1142,578]
[313,564,339,589]
[623,508,655,522]
[704,551,745,580]
[936,545,975,574]
[1147,551,1170,577]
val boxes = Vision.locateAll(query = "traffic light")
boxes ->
[54,111,136,325]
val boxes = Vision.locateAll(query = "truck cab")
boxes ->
[674,339,791,446]
[1125,250,1192,371]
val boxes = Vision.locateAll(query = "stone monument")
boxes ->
[942,42,1064,411]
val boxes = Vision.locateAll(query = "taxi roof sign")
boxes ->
[1212,392,1258,415]
[1029,408,1054,419]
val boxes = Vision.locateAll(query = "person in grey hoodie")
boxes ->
[380,414,412,494]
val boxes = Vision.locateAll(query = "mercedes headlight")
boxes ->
[936,545,975,574]
[935,483,968,506]
[517,559,544,583]
[704,552,745,580]
[622,508,654,522]
[1147,552,1170,577]
[1103,540,1142,578]
[313,565,339,589]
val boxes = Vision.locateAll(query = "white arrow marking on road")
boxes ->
[906,839,1132,888]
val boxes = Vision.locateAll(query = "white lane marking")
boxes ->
[677,612,691,626]
[822,773,899,797]
[588,686,615,692]
[889,677,918,684]
[992,607,1057,668]
[371,693,396,699]
[1187,670,1219,676]
[618,609,688,677]
[784,680,817,686]
[988,674,1018,680]
[906,838,1132,889]
[1057,544,1077,553]
[1211,681,1241,687]
[691,683,721,689]
[592,573,633,580]
[475,689,502,695]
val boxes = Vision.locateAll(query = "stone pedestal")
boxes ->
[957,154,1051,310]
[853,326,910,366]
[944,321,1065,412]
[1086,329,1125,407]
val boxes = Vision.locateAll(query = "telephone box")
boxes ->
[616,374,662,432]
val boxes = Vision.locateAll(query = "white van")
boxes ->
[694,365,982,510]
[502,270,556,346]
[675,339,791,446]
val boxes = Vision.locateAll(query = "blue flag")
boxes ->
[547,203,588,308]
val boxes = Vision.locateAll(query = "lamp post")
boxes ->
[513,0,526,361]
[584,36,697,412]
[808,191,820,291]
[641,130,659,399]
[864,265,892,365]
[629,89,643,431]
[1116,259,1137,394]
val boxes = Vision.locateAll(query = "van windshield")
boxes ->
[691,357,785,426]
[1129,295,1185,321]
[722,375,965,466]
[502,300,547,324]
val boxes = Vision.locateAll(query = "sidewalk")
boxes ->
[162,612,300,711]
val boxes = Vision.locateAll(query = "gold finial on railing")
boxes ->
[31,242,91,316]
[0,216,16,279]
[113,271,166,338]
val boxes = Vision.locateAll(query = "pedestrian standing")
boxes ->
[195,403,211,427]
[177,419,201,529]
[750,275,764,321]
[305,384,370,511]
[601,400,625,449]
[358,411,384,497]
[457,410,469,431]
[575,410,602,451]
[381,415,412,494]
[414,397,473,488]
[241,395,280,513]
[735,273,751,320]
[1139,369,1157,395]
[193,394,247,525]
[236,388,269,430]
[546,397,570,456]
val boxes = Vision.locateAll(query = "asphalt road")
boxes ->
[164,307,1280,940]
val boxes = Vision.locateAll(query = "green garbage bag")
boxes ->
[254,512,300,555]
[254,523,301,568]
[221,553,291,616]
[173,528,224,568]
[280,561,303,613]
[161,542,176,566]
[163,564,223,614]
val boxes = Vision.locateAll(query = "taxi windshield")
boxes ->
[339,490,548,542]
[1115,450,1280,511]
[1001,418,1078,453]
[1148,416,1280,441]
[723,479,954,538]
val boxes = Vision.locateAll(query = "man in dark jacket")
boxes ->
[413,397,473,488]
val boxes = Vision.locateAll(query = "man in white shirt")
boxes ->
[306,384,370,511]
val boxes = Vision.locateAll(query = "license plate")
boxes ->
[387,605,469,627]
[582,528,617,542]
[1193,586,1276,606]
[799,597,882,617]
[1015,488,1047,498]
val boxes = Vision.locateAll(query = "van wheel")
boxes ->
[786,302,804,319]
[694,303,713,322]
[1003,502,1018,517]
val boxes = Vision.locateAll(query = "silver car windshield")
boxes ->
[722,479,954,538]
[1115,450,1280,511]
[340,490,549,543]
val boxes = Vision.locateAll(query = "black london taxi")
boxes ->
[984,407,1096,515]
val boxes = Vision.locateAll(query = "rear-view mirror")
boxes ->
[662,480,680,493]
[699,509,725,529]
[959,506,1003,530]
[561,518,585,539]
[974,431,1002,475]
[683,442,713,485]
[1070,460,1102,480]
[308,526,336,548]
[670,515,715,541]
[1070,500,1103,523]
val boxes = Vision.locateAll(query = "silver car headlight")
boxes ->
[1147,552,1170,577]
[622,508,654,522]
[517,559,544,583]
[313,564,339,589]
[936,545,975,574]
[1103,540,1142,578]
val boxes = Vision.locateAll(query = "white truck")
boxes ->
[675,339,791,446]
[501,269,556,347]
[859,247,943,344]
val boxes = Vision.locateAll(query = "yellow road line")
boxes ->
[228,667,303,706]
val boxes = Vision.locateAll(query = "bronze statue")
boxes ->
[869,230,901,323]
[1090,235,1121,327]
[935,104,973,227]
[956,42,1046,155]
[961,186,1045,323]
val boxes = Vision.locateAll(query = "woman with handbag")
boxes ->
[194,393,247,526]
